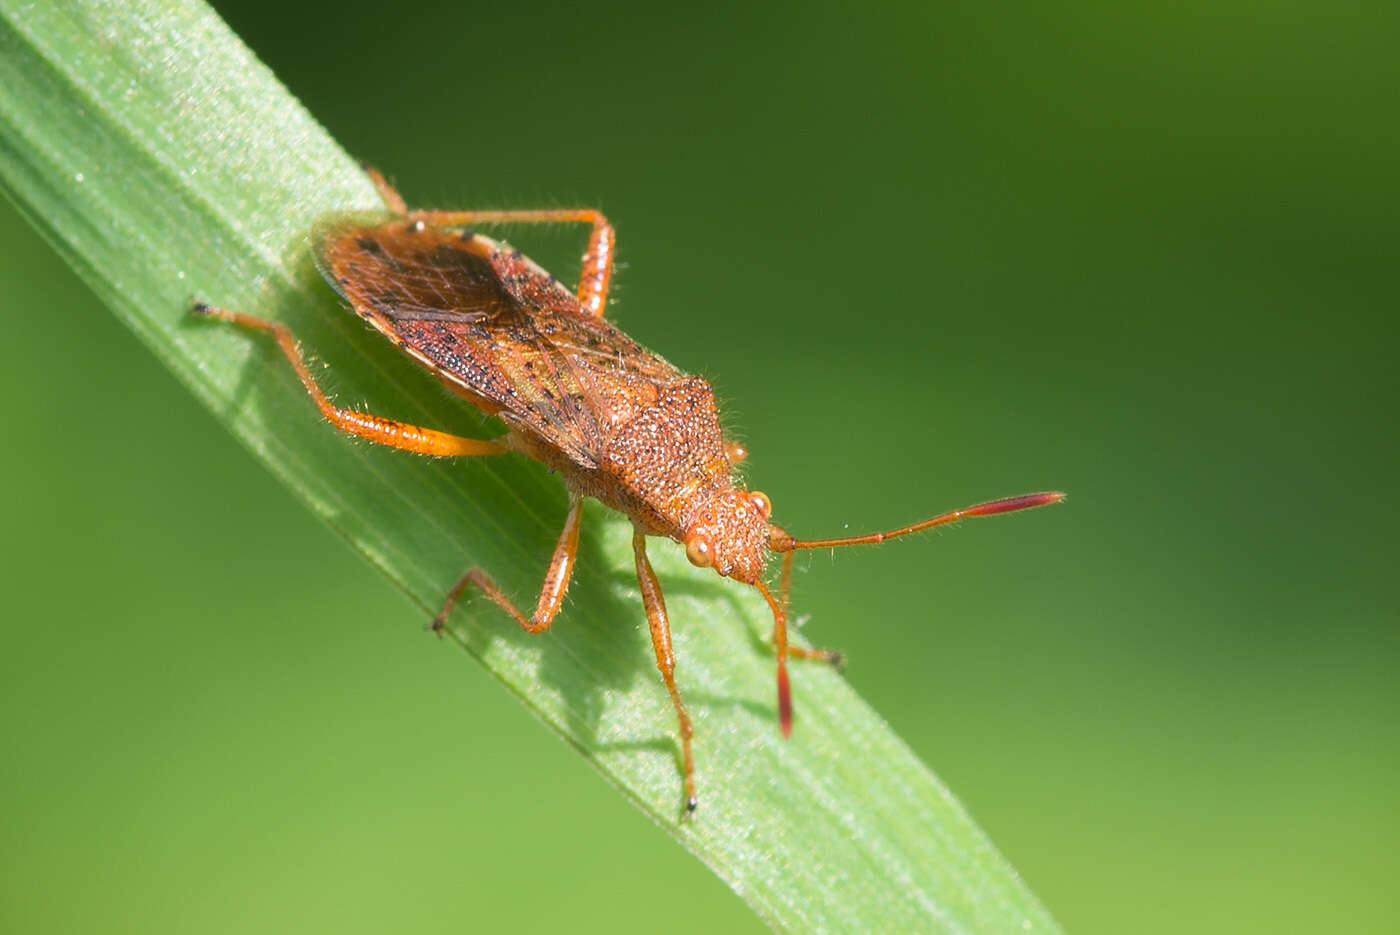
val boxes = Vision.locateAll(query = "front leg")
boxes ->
[770,549,844,667]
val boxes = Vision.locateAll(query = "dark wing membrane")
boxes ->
[320,220,682,468]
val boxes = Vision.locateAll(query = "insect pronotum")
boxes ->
[194,168,1063,813]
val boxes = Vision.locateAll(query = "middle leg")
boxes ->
[433,495,584,634]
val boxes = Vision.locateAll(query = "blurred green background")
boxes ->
[2,1,1397,932]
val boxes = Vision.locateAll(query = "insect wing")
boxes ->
[319,221,678,468]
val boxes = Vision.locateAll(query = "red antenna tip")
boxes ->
[962,491,1065,518]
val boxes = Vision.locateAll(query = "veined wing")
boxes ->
[318,219,682,468]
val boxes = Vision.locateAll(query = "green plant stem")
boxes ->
[0,1,1061,930]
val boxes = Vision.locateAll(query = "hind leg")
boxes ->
[362,166,615,318]
[192,303,509,458]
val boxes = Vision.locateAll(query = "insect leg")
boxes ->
[192,303,509,457]
[769,550,844,667]
[405,208,615,318]
[431,495,584,635]
[774,641,844,665]
[633,529,698,813]
[363,166,408,215]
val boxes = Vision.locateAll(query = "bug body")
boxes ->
[321,218,768,583]
[195,169,1062,813]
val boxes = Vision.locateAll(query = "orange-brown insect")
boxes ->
[194,169,1063,813]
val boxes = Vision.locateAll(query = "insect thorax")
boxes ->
[589,376,768,580]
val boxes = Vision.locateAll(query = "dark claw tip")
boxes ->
[829,651,846,671]
[686,796,698,813]
[191,301,211,314]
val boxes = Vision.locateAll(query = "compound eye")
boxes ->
[685,534,713,568]
[749,490,772,518]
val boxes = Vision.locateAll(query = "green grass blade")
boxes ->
[0,1,1061,930]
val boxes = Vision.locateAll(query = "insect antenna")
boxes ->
[770,491,1065,552]
[753,579,796,738]
[757,492,1062,737]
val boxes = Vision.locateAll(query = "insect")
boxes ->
[193,169,1063,813]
